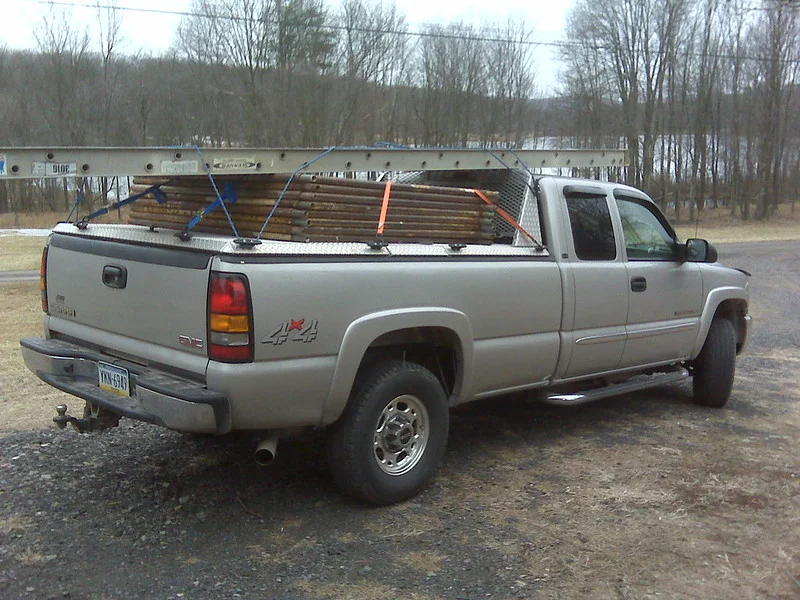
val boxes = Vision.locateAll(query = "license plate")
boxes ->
[98,362,130,397]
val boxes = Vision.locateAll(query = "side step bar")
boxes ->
[541,367,690,406]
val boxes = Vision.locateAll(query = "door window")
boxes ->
[565,196,616,261]
[616,198,677,261]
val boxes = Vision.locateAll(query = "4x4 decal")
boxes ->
[262,318,319,345]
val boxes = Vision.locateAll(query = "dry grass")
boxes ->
[292,581,414,600]
[0,282,71,431]
[15,548,58,566]
[674,206,800,243]
[399,550,448,574]
[0,515,33,534]
[0,209,128,229]
[435,372,800,599]
[248,518,317,566]
[0,212,61,229]
[0,236,47,272]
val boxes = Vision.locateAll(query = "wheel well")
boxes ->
[714,299,748,353]
[355,327,462,400]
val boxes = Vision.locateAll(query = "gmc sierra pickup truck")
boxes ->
[20,166,751,505]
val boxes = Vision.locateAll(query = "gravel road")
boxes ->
[1,241,798,600]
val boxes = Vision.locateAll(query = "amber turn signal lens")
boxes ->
[209,313,249,333]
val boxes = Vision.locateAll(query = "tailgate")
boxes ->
[45,233,212,361]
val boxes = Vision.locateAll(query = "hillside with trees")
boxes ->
[0,0,797,220]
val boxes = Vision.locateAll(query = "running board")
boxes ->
[541,367,690,406]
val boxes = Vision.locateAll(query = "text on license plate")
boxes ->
[98,362,130,397]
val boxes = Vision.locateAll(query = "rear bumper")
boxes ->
[20,337,230,434]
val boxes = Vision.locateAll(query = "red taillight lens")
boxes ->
[40,244,49,314]
[209,344,252,362]
[208,273,253,363]
[210,276,249,315]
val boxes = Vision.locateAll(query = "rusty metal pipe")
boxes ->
[130,184,492,208]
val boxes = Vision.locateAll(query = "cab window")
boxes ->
[565,195,616,261]
[616,198,677,261]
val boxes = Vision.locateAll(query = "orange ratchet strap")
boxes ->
[472,188,540,246]
[377,180,392,236]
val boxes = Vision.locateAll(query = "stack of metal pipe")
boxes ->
[127,174,498,244]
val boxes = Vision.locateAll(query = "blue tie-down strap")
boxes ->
[75,184,169,230]
[177,182,240,241]
[66,181,88,223]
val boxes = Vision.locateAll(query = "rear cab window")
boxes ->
[563,185,616,261]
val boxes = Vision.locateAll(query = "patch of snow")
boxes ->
[0,228,53,237]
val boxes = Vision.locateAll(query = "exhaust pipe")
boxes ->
[254,435,279,466]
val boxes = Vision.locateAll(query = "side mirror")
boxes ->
[685,238,718,263]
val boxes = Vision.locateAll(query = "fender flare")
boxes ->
[320,307,474,425]
[690,287,748,359]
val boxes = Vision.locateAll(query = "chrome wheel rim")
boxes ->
[373,394,429,476]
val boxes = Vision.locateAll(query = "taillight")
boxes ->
[208,272,253,362]
[40,244,49,314]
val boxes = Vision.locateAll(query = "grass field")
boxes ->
[674,206,800,243]
[0,236,47,271]
[0,209,130,230]
[0,282,71,430]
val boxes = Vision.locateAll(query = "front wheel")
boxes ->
[692,317,736,408]
[326,361,449,505]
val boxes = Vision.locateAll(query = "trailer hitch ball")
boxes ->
[54,404,69,429]
[53,403,121,433]
[53,403,84,431]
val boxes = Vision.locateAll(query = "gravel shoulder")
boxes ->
[1,241,798,600]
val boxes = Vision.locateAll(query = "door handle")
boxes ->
[630,276,647,293]
[102,265,127,289]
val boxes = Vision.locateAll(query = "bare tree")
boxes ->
[334,0,408,144]
[480,20,536,148]
[33,9,92,145]
[751,0,799,218]
[95,1,125,143]
[414,22,487,146]
[566,0,689,190]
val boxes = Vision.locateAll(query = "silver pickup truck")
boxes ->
[21,171,751,505]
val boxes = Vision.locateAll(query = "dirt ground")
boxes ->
[0,241,798,600]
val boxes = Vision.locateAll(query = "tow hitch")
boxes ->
[54,402,121,433]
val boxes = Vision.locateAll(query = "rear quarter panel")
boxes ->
[211,256,563,428]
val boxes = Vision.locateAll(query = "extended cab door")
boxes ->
[613,191,703,368]
[559,186,629,379]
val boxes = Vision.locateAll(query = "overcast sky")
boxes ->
[0,0,574,89]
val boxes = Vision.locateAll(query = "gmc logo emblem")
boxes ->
[178,335,204,349]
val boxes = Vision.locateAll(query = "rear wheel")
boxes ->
[326,361,449,505]
[692,317,736,408]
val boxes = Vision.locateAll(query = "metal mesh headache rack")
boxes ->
[0,146,626,246]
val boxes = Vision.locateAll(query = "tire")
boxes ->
[326,360,449,506]
[692,317,736,408]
